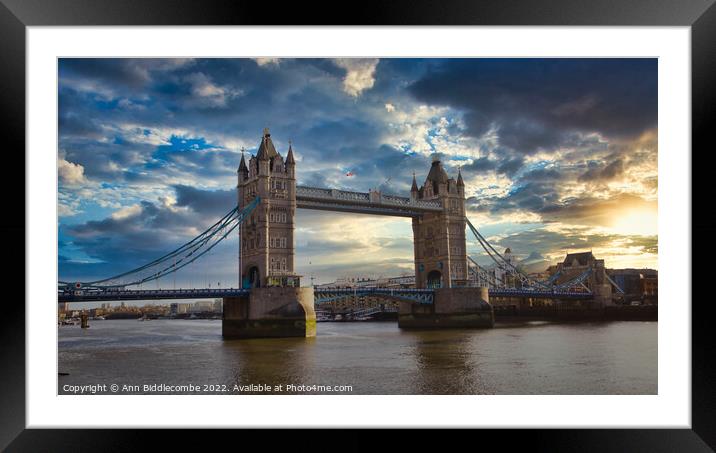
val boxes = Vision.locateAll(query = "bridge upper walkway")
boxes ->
[296,185,442,217]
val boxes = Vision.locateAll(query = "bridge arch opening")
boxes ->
[426,270,442,289]
[247,266,261,288]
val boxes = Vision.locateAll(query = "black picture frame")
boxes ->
[2,0,710,450]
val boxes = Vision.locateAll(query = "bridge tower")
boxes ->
[237,128,300,288]
[226,128,314,339]
[411,156,468,289]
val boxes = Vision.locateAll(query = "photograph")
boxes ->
[56,57,659,396]
[3,0,710,446]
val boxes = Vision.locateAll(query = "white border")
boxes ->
[27,27,690,428]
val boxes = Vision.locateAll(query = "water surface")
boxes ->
[58,319,657,394]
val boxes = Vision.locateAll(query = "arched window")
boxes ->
[427,270,442,288]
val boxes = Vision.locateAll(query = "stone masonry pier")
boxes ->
[222,287,316,339]
[398,287,494,329]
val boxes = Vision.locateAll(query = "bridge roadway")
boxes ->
[58,288,251,303]
[489,288,592,299]
[58,286,594,303]
[313,288,435,304]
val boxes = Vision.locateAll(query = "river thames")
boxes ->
[58,319,657,395]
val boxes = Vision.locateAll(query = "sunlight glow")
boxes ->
[610,208,658,236]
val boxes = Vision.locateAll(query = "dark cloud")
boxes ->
[409,59,657,154]
[496,156,525,177]
[579,159,625,182]
[459,153,524,180]
[173,185,236,217]
[461,157,496,172]
[60,59,154,89]
[485,181,562,215]
[520,167,564,182]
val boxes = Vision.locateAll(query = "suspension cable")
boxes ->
[67,197,260,288]
[466,218,552,289]
[84,205,240,285]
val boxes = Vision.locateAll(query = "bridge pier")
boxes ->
[222,287,316,339]
[398,287,494,329]
[593,282,613,307]
[80,312,89,329]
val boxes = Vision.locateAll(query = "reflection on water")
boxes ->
[58,319,656,395]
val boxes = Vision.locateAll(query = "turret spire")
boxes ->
[411,172,419,192]
[426,157,449,183]
[457,167,464,186]
[286,140,295,165]
[257,127,278,161]
[238,147,248,174]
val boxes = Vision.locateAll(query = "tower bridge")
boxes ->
[59,128,621,338]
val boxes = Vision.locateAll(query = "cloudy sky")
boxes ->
[58,58,658,287]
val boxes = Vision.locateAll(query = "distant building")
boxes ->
[557,252,605,285]
[554,251,616,306]
[607,268,658,304]
[192,300,215,313]
[89,308,106,317]
[641,275,658,304]
[611,271,641,296]
[545,264,559,276]
[172,303,190,315]
[316,274,415,289]
[527,270,550,281]
[495,248,518,285]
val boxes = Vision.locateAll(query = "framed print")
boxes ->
[3,0,712,450]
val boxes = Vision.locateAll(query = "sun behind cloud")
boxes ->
[609,207,658,236]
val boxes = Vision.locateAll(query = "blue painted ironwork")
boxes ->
[58,288,250,303]
[467,256,505,288]
[466,218,551,290]
[489,289,592,299]
[605,273,626,294]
